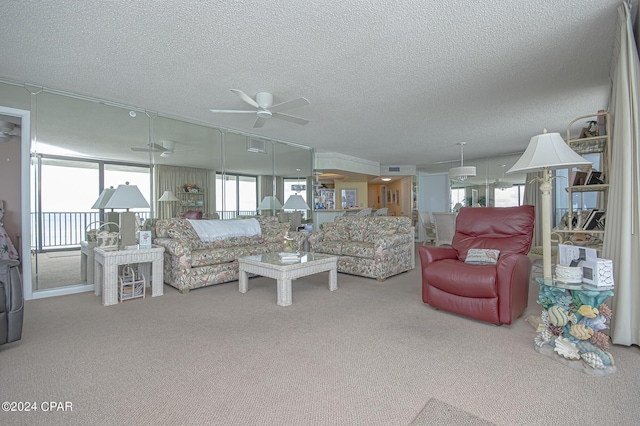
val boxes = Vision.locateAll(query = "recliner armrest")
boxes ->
[418,245,457,266]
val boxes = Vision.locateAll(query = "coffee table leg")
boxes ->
[329,267,338,291]
[277,278,292,306]
[239,269,248,293]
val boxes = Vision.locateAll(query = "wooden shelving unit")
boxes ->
[555,112,610,248]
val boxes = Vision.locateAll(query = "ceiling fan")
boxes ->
[210,89,310,128]
[0,121,20,141]
[131,140,190,157]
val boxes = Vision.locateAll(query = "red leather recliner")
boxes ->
[419,205,535,325]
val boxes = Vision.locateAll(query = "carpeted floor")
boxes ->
[2,254,640,425]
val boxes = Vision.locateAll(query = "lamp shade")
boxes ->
[283,194,310,210]
[104,183,150,210]
[158,190,179,202]
[91,186,116,209]
[449,166,477,181]
[258,196,282,210]
[507,131,591,174]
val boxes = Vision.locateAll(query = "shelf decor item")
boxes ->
[507,130,591,284]
[96,222,120,251]
[119,265,146,301]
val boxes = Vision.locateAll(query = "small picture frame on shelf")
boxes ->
[585,170,604,185]
[138,231,152,248]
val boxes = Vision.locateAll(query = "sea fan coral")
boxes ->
[590,331,610,351]
[599,303,612,320]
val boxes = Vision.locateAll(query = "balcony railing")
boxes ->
[30,210,262,251]
[31,211,151,252]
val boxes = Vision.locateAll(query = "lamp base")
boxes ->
[119,212,138,248]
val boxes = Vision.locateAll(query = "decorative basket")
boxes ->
[85,221,103,245]
[119,265,145,301]
[96,222,120,251]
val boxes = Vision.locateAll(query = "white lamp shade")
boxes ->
[158,190,179,202]
[258,196,282,210]
[91,187,116,209]
[449,166,476,181]
[104,183,150,210]
[283,194,310,210]
[507,131,591,174]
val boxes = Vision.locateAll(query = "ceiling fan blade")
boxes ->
[253,116,266,128]
[131,142,166,152]
[269,97,310,113]
[209,109,256,114]
[272,112,309,126]
[230,89,260,109]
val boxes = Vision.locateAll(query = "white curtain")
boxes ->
[154,165,212,219]
[523,171,543,246]
[605,1,640,347]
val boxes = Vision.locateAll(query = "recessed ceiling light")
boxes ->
[129,111,137,117]
[381,177,392,181]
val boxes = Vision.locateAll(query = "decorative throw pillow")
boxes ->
[464,248,500,265]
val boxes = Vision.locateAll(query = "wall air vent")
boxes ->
[381,165,416,175]
[247,138,267,154]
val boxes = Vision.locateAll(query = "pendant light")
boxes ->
[448,142,476,182]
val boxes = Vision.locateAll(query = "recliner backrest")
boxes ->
[452,205,535,261]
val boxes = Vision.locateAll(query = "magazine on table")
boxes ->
[558,244,598,266]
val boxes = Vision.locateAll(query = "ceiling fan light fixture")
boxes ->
[256,110,272,119]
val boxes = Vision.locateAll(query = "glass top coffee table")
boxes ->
[238,252,338,306]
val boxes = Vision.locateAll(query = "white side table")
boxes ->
[80,241,95,283]
[94,245,165,306]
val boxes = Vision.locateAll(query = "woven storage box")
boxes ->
[85,221,103,245]
[96,222,120,251]
[119,265,146,301]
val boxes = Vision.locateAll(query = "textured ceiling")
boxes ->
[0,0,625,167]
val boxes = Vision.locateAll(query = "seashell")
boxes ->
[577,305,599,319]
[553,337,581,360]
[569,324,594,340]
[575,341,613,366]
[534,329,554,347]
[540,310,550,327]
[581,352,605,369]
[548,306,569,326]
[580,316,608,333]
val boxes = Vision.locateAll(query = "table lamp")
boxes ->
[258,196,282,216]
[91,186,120,231]
[158,190,179,218]
[104,182,150,247]
[507,130,591,283]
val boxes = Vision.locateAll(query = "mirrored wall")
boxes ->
[0,80,312,297]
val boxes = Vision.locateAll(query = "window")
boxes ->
[494,184,525,207]
[216,173,257,218]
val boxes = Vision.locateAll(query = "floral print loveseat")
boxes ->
[154,217,293,293]
[308,215,415,281]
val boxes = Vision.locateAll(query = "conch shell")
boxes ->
[578,305,599,319]
[554,337,581,360]
[569,324,594,340]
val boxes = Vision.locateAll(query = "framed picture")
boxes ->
[341,189,357,208]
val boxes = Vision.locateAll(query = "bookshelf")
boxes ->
[556,112,610,248]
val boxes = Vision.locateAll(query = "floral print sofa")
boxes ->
[308,215,415,281]
[154,217,295,293]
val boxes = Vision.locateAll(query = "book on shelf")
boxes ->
[583,209,606,230]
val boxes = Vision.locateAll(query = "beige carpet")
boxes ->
[2,256,640,425]
[410,398,496,426]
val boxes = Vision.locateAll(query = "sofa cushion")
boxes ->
[341,241,376,259]
[313,241,343,255]
[347,217,370,242]
[166,219,199,240]
[322,222,350,241]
